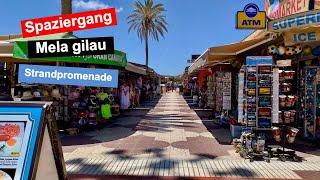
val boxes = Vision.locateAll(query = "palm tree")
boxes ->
[61,0,72,14]
[127,0,168,70]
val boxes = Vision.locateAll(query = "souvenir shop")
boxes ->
[120,62,146,109]
[233,32,320,161]
[188,37,272,123]
[194,65,236,125]
[0,33,142,132]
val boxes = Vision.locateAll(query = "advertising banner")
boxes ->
[0,105,43,180]
[18,64,119,88]
[13,41,127,67]
[283,27,320,45]
[265,0,310,20]
[0,102,67,180]
[267,9,320,32]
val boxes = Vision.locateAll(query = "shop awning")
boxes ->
[208,37,273,56]
[125,62,147,75]
[188,37,273,74]
[0,41,13,57]
[8,33,127,67]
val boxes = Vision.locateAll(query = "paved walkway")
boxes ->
[62,92,320,179]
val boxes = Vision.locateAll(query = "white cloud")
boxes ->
[73,0,123,12]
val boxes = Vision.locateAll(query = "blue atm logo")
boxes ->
[244,3,259,18]
[237,3,266,29]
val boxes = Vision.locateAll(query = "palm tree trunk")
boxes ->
[61,0,72,15]
[145,32,149,72]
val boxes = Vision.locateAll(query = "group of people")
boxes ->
[166,82,177,92]
[120,78,160,109]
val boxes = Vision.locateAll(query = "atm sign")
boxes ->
[236,3,266,29]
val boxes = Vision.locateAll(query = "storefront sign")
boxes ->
[265,0,310,20]
[236,3,266,29]
[28,37,114,58]
[21,8,117,38]
[267,9,320,32]
[18,64,119,88]
[0,102,67,180]
[283,27,320,45]
[246,56,273,65]
[13,41,127,67]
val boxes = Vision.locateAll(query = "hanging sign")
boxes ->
[236,3,266,29]
[267,9,320,32]
[18,64,119,88]
[13,41,127,67]
[265,0,310,20]
[0,102,67,180]
[283,27,320,45]
[21,8,117,38]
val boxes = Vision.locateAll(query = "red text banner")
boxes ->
[21,8,117,38]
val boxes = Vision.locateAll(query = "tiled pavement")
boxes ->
[62,92,320,179]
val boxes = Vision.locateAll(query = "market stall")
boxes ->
[0,33,130,133]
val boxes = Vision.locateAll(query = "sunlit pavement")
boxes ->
[62,92,320,180]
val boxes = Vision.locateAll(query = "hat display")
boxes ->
[33,90,41,97]
[51,88,61,99]
[21,91,33,100]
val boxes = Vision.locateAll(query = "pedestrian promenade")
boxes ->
[62,92,320,179]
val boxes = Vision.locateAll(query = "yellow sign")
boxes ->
[284,27,320,46]
[237,11,266,29]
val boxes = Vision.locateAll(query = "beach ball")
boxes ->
[268,45,277,55]
[303,46,312,56]
[294,45,303,54]
[277,46,286,55]
[312,46,320,56]
[285,47,295,56]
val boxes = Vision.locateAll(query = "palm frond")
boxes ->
[127,0,168,42]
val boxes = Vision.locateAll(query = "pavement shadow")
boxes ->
[60,97,162,146]
[148,159,177,171]
[145,148,166,158]
[105,149,136,160]
[66,158,110,176]
[207,167,257,178]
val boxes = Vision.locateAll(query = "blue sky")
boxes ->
[0,0,264,75]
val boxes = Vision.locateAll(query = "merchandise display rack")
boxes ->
[299,67,319,138]
[242,61,273,163]
[244,64,273,129]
